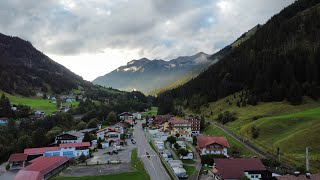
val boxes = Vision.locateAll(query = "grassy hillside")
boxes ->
[184,94,320,172]
[1,91,79,114]
[240,107,320,172]
[203,124,256,157]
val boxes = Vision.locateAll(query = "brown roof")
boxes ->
[169,118,190,125]
[24,147,60,155]
[214,158,266,179]
[118,112,133,116]
[197,136,230,148]
[8,153,28,162]
[14,156,69,180]
[277,174,320,180]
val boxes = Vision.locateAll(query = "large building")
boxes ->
[24,142,90,158]
[164,119,192,141]
[14,156,69,180]
[55,132,84,144]
[185,117,201,135]
[196,136,229,156]
[212,158,271,180]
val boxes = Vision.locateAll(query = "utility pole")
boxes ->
[277,147,281,162]
[306,147,309,172]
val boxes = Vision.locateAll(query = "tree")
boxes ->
[17,135,32,152]
[97,137,102,149]
[167,136,177,144]
[177,148,189,156]
[251,125,260,139]
[0,94,12,118]
[200,115,205,131]
[77,121,87,130]
[82,132,92,142]
[175,133,180,138]
[87,118,98,128]
[46,126,62,141]
[79,154,86,163]
[106,111,117,124]
[174,143,181,150]
[32,128,48,147]
[14,105,32,118]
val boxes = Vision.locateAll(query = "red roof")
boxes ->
[59,142,90,148]
[97,127,121,133]
[197,136,230,148]
[8,153,28,162]
[214,158,266,179]
[14,156,69,180]
[24,147,60,155]
[118,112,133,116]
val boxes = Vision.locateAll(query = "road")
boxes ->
[134,121,170,180]
[185,141,202,180]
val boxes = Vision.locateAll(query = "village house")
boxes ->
[118,112,134,121]
[96,127,122,145]
[164,119,192,141]
[133,112,142,120]
[24,142,90,158]
[14,156,69,180]
[154,114,172,125]
[55,131,84,144]
[185,117,201,136]
[7,153,28,170]
[113,122,126,134]
[196,136,229,156]
[212,158,271,180]
[0,117,8,125]
[125,119,135,127]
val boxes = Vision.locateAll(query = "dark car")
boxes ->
[132,140,136,144]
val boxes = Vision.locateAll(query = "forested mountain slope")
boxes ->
[158,0,320,113]
[0,33,91,96]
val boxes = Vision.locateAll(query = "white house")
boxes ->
[133,113,142,120]
[196,136,229,157]
[55,131,84,144]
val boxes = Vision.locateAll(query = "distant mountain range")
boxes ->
[0,33,91,96]
[93,52,214,94]
[92,25,259,94]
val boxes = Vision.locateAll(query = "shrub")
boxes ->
[251,125,260,139]
[201,154,226,166]
[167,136,177,144]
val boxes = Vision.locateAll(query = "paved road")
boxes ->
[185,141,202,180]
[134,121,170,180]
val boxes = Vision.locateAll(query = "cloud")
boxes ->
[0,0,295,80]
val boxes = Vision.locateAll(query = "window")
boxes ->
[251,175,254,178]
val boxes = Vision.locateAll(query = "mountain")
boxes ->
[158,0,320,114]
[0,33,91,96]
[93,52,213,94]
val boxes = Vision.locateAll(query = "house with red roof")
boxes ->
[7,153,28,170]
[14,156,69,180]
[212,158,271,180]
[196,136,230,156]
[96,127,122,145]
[24,142,90,158]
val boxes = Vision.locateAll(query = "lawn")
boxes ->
[181,159,195,164]
[55,149,150,180]
[183,165,196,177]
[141,106,158,116]
[239,107,320,172]
[1,91,57,114]
[203,125,256,157]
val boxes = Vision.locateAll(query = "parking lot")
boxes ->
[60,138,137,177]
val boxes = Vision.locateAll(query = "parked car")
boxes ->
[113,146,124,151]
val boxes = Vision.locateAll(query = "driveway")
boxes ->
[185,141,202,180]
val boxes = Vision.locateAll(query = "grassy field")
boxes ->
[183,165,196,177]
[239,107,320,172]
[141,107,158,117]
[184,93,320,172]
[1,91,57,114]
[55,149,150,180]
[1,91,80,114]
[203,125,256,157]
[181,159,195,164]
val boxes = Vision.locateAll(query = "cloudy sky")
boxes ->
[0,0,294,81]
